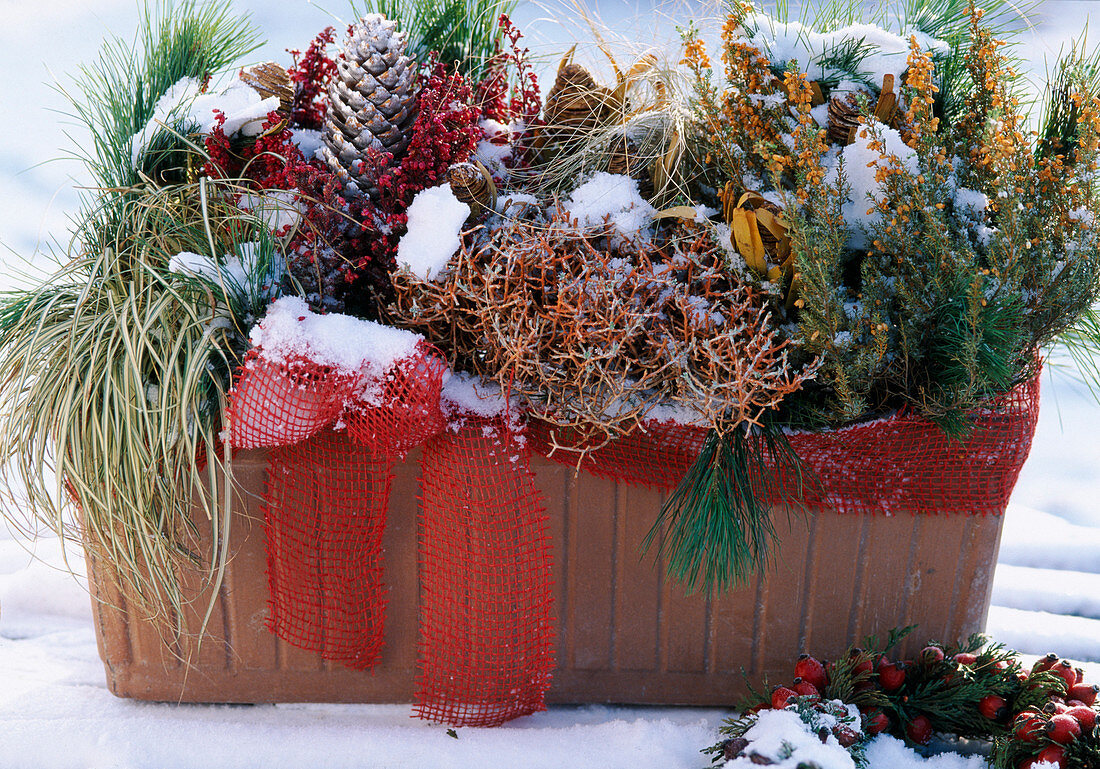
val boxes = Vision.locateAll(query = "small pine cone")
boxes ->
[827,94,861,146]
[446,161,496,218]
[239,62,294,117]
[321,14,418,196]
[543,61,621,144]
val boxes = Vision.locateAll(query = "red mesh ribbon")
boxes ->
[527,373,1041,515]
[263,430,392,669]
[414,419,555,726]
[228,347,554,724]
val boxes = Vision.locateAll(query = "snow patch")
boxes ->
[441,370,508,420]
[169,241,283,300]
[131,78,280,168]
[862,734,988,768]
[397,184,470,281]
[249,296,421,376]
[830,120,918,246]
[564,172,657,238]
[723,708,856,769]
[746,14,946,92]
[291,128,325,160]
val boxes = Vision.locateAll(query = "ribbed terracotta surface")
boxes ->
[88,449,1004,704]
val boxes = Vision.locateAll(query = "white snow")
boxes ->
[396,184,470,281]
[992,563,1100,619]
[131,78,281,169]
[249,296,421,376]
[476,119,514,178]
[829,120,918,246]
[745,14,947,93]
[441,370,508,420]
[723,708,856,769]
[863,735,989,769]
[238,190,302,234]
[563,172,657,238]
[168,242,284,300]
[291,128,325,160]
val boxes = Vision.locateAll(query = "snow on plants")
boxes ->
[716,702,864,768]
[396,184,470,281]
[441,369,508,420]
[744,14,946,92]
[827,120,918,247]
[131,77,280,168]
[169,241,284,302]
[248,296,421,376]
[238,190,303,234]
[563,172,657,238]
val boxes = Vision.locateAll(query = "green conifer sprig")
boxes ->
[643,422,817,593]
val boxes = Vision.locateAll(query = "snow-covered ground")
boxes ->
[2,1,1100,767]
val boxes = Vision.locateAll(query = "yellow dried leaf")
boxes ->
[730,208,768,275]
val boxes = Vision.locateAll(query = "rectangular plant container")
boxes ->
[86,446,1005,705]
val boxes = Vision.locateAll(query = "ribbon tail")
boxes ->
[414,417,555,726]
[263,429,391,670]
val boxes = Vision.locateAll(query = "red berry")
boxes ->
[792,677,820,698]
[954,652,978,665]
[1034,653,1060,673]
[771,686,796,709]
[850,655,874,677]
[795,654,828,691]
[920,645,946,664]
[979,694,1008,721]
[1045,713,1082,744]
[834,725,859,748]
[1014,709,1045,743]
[1066,704,1097,731]
[1052,661,1077,692]
[864,710,890,735]
[1043,701,1068,715]
[1068,683,1099,706]
[1037,744,1066,766]
[906,714,933,745]
[877,659,906,692]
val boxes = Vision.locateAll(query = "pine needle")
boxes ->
[643,422,818,594]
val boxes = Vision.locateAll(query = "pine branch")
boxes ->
[644,422,818,593]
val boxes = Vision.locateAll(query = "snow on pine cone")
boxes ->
[320,13,417,197]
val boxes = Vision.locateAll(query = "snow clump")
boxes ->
[131,77,281,168]
[249,296,421,377]
[563,172,657,238]
[397,183,471,281]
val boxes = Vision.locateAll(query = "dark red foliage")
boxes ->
[373,58,481,213]
[200,47,482,314]
[474,14,542,166]
[287,27,337,131]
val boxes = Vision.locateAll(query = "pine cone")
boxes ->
[828,94,861,146]
[446,161,496,218]
[542,60,622,146]
[828,76,902,147]
[320,14,417,196]
[239,62,294,117]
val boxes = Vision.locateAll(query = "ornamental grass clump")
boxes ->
[0,0,284,629]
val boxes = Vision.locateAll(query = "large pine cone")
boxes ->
[320,14,417,196]
[828,94,861,146]
[606,135,654,199]
[446,161,496,218]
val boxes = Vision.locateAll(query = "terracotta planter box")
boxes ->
[86,446,1005,706]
